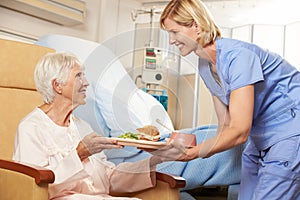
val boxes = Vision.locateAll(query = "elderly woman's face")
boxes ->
[163,17,199,56]
[61,64,89,107]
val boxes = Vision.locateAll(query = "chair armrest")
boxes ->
[0,159,55,185]
[156,172,186,188]
[110,172,186,200]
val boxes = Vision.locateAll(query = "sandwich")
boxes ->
[118,125,160,142]
[136,125,160,142]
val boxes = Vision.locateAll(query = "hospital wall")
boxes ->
[0,0,144,44]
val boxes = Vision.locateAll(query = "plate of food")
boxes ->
[114,137,167,149]
[112,125,167,150]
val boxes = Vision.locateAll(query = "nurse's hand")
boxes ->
[77,132,123,161]
[147,141,191,162]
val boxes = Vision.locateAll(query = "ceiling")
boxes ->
[138,0,227,6]
[135,0,300,28]
[138,0,227,4]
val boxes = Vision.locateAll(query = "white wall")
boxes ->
[232,25,252,43]
[285,22,300,69]
[0,0,101,41]
[252,25,285,57]
[0,0,142,44]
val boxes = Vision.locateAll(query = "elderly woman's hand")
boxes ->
[76,132,122,161]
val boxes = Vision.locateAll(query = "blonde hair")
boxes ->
[34,52,84,104]
[160,0,221,47]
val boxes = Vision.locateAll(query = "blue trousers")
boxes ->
[239,135,300,200]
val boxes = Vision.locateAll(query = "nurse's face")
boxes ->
[163,17,199,56]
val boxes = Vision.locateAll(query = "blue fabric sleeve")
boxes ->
[223,48,264,91]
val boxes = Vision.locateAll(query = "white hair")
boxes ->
[34,52,84,104]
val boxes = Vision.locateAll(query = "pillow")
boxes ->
[36,34,98,61]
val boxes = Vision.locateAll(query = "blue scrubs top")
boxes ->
[198,38,300,150]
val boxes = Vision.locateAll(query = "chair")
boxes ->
[0,38,185,200]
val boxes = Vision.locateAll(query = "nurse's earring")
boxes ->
[192,21,200,33]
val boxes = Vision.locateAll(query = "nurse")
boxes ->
[157,0,300,199]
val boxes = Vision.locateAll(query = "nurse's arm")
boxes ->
[212,95,230,134]
[183,85,254,160]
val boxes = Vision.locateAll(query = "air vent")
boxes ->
[0,0,86,26]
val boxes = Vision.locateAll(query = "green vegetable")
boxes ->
[118,132,139,140]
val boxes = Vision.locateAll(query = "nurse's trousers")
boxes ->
[239,109,300,200]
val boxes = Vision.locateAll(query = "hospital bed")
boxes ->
[0,38,186,200]
[36,34,244,200]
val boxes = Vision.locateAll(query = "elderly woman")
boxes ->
[12,52,172,200]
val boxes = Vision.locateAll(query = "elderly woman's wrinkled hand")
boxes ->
[77,132,122,161]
